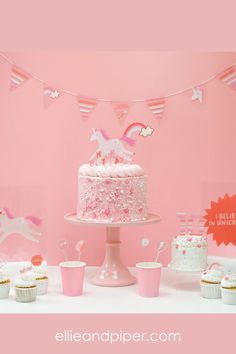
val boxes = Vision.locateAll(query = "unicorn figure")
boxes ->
[89,123,154,164]
[192,87,203,103]
[0,208,42,244]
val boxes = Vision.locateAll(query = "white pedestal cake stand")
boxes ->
[168,264,204,291]
[64,212,161,287]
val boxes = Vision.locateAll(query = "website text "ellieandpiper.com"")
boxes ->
[55,329,181,345]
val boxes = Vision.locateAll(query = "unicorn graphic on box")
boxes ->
[0,208,42,244]
[90,122,154,164]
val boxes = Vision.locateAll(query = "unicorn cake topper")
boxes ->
[89,122,154,165]
[0,207,42,244]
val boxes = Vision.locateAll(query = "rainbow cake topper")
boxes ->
[89,122,154,165]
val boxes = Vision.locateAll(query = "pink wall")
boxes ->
[0,52,236,265]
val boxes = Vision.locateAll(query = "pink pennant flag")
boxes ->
[146,98,166,119]
[77,97,98,121]
[111,102,130,121]
[10,65,31,91]
[219,67,236,91]
[43,84,61,108]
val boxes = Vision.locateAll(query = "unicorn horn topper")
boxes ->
[89,123,154,165]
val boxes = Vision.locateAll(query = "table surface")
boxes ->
[1,266,236,314]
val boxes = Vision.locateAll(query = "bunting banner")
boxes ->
[146,98,166,119]
[111,101,130,121]
[77,97,98,121]
[43,84,61,108]
[10,65,31,91]
[1,53,236,122]
[219,67,236,91]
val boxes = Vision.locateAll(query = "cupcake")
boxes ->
[0,269,10,299]
[221,274,236,305]
[15,273,37,302]
[200,269,223,299]
[29,266,48,295]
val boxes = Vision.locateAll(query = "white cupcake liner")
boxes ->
[200,282,221,299]
[0,282,10,299]
[221,287,236,305]
[15,286,37,302]
[36,279,48,295]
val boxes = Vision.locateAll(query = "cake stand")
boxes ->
[168,264,204,291]
[64,212,161,287]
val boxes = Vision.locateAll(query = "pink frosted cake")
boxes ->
[77,163,148,222]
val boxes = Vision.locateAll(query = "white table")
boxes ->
[1,265,236,314]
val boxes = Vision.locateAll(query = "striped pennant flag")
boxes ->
[10,65,31,91]
[219,66,236,91]
[146,98,166,119]
[111,101,130,121]
[43,84,61,108]
[77,97,98,121]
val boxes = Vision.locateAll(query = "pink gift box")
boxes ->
[136,262,162,297]
[60,261,86,296]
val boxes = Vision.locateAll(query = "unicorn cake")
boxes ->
[77,123,154,223]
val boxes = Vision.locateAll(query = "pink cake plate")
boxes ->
[64,212,161,287]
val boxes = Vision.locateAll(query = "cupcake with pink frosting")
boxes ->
[221,274,236,305]
[200,268,223,299]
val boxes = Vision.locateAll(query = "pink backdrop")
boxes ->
[0,52,236,265]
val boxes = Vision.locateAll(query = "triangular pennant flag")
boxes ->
[43,84,61,108]
[219,67,236,91]
[10,65,31,91]
[77,97,98,121]
[111,102,130,121]
[146,98,166,119]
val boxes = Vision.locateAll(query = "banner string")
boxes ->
[1,52,236,102]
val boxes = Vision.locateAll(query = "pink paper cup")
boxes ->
[136,262,162,297]
[60,261,86,296]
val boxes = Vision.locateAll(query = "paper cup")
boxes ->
[136,262,162,297]
[60,261,86,296]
